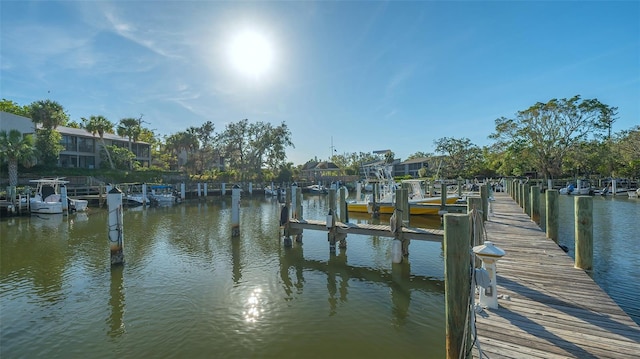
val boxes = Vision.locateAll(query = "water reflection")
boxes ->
[243,288,264,323]
[327,250,348,316]
[232,237,242,285]
[107,265,125,338]
[278,240,443,324]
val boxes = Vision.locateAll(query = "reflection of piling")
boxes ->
[108,264,125,337]
[231,185,241,237]
[108,187,125,265]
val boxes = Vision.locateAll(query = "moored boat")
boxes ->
[29,178,88,214]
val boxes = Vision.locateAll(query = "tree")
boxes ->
[406,151,433,160]
[217,119,294,181]
[612,125,640,178]
[83,115,116,169]
[117,117,143,169]
[29,99,69,129]
[117,117,143,151]
[490,95,615,181]
[35,129,63,168]
[434,137,483,178]
[0,99,30,117]
[0,130,37,186]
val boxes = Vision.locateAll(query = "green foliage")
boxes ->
[0,129,37,186]
[103,145,138,170]
[29,99,69,129]
[489,95,614,180]
[434,137,483,178]
[35,129,63,167]
[0,99,30,117]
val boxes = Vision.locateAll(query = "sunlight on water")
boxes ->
[5,192,634,357]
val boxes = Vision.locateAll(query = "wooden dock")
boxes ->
[473,192,640,358]
[288,218,444,242]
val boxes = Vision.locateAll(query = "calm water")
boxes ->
[1,195,447,359]
[553,194,640,325]
[2,194,638,359]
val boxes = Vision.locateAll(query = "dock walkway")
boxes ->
[474,192,640,358]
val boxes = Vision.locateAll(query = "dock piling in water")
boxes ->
[574,196,593,270]
[107,187,124,265]
[231,185,241,237]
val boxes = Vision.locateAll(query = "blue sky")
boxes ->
[2,1,638,165]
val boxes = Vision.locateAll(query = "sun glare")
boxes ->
[228,29,274,79]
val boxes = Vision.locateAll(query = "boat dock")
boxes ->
[473,192,640,358]
[288,218,443,242]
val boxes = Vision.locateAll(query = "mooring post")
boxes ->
[547,179,553,192]
[221,183,226,196]
[523,183,531,217]
[371,182,380,218]
[546,189,559,242]
[197,183,202,199]
[230,184,241,237]
[107,187,124,266]
[444,213,471,359]
[204,183,208,198]
[291,182,299,219]
[327,188,337,252]
[248,182,253,196]
[282,187,293,247]
[180,183,186,202]
[575,196,593,270]
[61,185,69,215]
[339,186,347,223]
[457,177,463,198]
[440,182,448,215]
[295,186,304,243]
[480,184,488,222]
[530,185,540,223]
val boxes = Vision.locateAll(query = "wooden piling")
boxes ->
[444,213,471,359]
[523,183,531,216]
[575,196,593,270]
[231,185,241,237]
[107,187,124,265]
[440,182,448,215]
[480,184,488,222]
[530,185,540,224]
[339,186,347,222]
[327,188,337,252]
[545,189,559,242]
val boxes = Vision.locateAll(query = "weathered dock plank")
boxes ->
[473,192,640,359]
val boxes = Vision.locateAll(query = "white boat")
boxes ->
[265,185,284,197]
[148,184,178,205]
[305,184,328,194]
[597,179,637,196]
[68,198,88,212]
[29,178,88,214]
[559,180,592,195]
[628,188,640,198]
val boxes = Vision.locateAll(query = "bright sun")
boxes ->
[228,29,274,79]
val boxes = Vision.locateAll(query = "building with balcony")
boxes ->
[1,111,151,169]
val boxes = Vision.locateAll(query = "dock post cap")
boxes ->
[473,241,505,259]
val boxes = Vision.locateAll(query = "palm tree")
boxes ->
[0,130,37,186]
[117,117,143,169]
[29,99,68,130]
[83,115,115,169]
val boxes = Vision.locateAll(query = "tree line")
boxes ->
[1,95,639,188]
